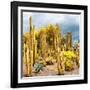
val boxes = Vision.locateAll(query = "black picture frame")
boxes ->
[11,1,88,88]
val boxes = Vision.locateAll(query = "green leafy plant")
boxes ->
[34,63,44,73]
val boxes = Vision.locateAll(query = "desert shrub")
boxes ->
[45,56,53,65]
[64,51,76,60]
[39,60,46,66]
[63,51,76,71]
[65,59,73,71]
[36,57,46,66]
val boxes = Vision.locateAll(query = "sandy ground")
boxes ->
[31,62,79,76]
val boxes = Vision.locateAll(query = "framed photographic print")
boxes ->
[11,1,88,88]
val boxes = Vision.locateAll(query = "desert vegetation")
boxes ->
[23,16,80,77]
